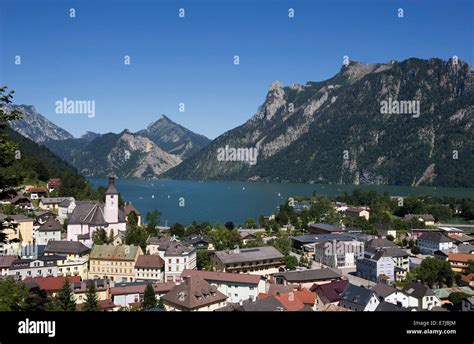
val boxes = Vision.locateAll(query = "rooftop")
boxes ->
[402,282,435,299]
[135,255,165,269]
[44,240,90,255]
[340,284,375,307]
[90,244,141,261]
[37,216,62,232]
[214,246,284,265]
[161,276,227,310]
[273,268,341,282]
[418,232,454,243]
[181,269,262,285]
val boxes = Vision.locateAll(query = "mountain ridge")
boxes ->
[164,57,474,187]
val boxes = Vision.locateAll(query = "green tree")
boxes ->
[83,282,99,311]
[92,227,109,245]
[142,284,157,309]
[125,215,147,250]
[448,292,469,307]
[197,250,212,270]
[244,217,257,229]
[0,87,22,190]
[466,260,474,275]
[170,222,185,238]
[145,210,161,236]
[284,255,298,270]
[54,280,76,311]
[156,297,165,310]
[258,215,266,228]
[0,277,27,311]
[269,232,291,256]
[411,246,421,255]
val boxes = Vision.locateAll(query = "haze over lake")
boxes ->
[88,179,474,226]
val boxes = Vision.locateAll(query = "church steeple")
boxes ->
[105,176,118,195]
[104,176,118,223]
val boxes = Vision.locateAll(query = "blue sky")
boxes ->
[0,0,472,139]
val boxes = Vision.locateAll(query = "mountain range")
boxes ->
[9,107,210,178]
[165,58,473,187]
[8,57,474,186]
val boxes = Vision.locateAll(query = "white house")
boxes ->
[417,232,454,255]
[66,177,126,245]
[111,282,175,308]
[134,255,165,282]
[36,217,62,246]
[57,197,75,224]
[146,236,196,283]
[313,239,364,269]
[401,282,441,310]
[339,284,380,311]
[0,255,17,276]
[8,255,60,280]
[38,197,71,211]
[180,269,266,304]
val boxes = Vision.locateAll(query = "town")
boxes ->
[0,177,472,312]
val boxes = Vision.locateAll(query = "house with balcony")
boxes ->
[180,269,265,304]
[8,255,60,280]
[72,279,113,305]
[313,239,364,269]
[212,246,284,276]
[110,281,175,308]
[448,253,474,273]
[183,234,214,251]
[356,249,395,283]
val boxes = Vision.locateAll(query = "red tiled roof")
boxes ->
[110,282,175,296]
[32,276,81,292]
[311,279,349,303]
[448,253,474,263]
[258,288,315,311]
[462,273,474,282]
[267,283,299,296]
[135,255,164,269]
[124,202,140,216]
[27,187,48,193]
[181,269,262,285]
[294,289,316,305]
[77,299,116,311]
[47,179,61,188]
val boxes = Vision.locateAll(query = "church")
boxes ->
[66,177,127,246]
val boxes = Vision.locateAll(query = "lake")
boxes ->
[87,178,474,226]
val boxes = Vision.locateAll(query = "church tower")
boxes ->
[104,176,119,223]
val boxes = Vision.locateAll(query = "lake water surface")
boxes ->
[88,178,474,226]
